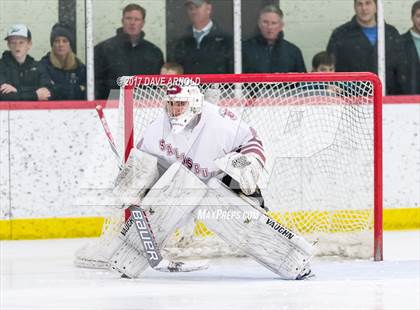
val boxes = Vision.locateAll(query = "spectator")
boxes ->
[242,5,306,73]
[311,51,335,72]
[172,0,233,74]
[160,62,184,75]
[94,3,164,99]
[39,23,86,100]
[327,0,404,94]
[308,51,347,94]
[0,24,52,101]
[400,1,420,94]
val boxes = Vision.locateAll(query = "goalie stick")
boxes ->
[94,105,207,273]
[128,205,162,267]
[126,205,209,273]
[95,105,124,170]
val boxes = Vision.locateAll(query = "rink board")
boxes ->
[0,207,418,240]
[0,98,418,240]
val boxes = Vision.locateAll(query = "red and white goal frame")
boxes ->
[120,72,383,261]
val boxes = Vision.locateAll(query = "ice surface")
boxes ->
[1,231,419,310]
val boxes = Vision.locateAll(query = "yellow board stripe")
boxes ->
[0,208,419,240]
[0,217,104,240]
[383,208,420,230]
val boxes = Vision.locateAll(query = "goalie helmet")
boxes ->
[165,83,204,133]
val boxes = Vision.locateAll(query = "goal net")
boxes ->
[76,73,382,266]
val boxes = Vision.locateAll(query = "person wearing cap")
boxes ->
[242,5,306,74]
[171,0,233,74]
[94,3,164,99]
[39,23,86,100]
[0,24,52,101]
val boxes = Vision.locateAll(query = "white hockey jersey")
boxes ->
[137,102,265,181]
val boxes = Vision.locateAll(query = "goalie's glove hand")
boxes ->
[233,154,262,196]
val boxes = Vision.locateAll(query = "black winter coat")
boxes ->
[327,16,404,94]
[0,51,53,101]
[400,31,420,94]
[242,32,306,73]
[94,29,164,99]
[39,53,86,100]
[173,23,233,74]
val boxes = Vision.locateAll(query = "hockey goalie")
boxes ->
[78,81,314,280]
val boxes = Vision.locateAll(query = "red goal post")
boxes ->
[120,72,383,261]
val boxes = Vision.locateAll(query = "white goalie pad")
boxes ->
[109,162,208,278]
[75,150,160,268]
[108,217,151,278]
[194,178,314,280]
[112,149,159,207]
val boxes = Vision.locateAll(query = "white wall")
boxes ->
[383,104,420,208]
[0,110,11,218]
[0,103,418,220]
[0,108,121,220]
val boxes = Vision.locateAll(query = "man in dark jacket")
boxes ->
[94,4,164,99]
[0,24,52,101]
[242,5,306,74]
[172,0,233,74]
[400,1,420,94]
[327,0,404,94]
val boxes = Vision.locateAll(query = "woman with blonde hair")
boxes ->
[40,23,86,100]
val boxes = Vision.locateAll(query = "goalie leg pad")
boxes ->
[110,162,208,277]
[109,240,150,278]
[76,150,160,268]
[194,177,314,280]
[74,229,128,269]
[140,162,208,247]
